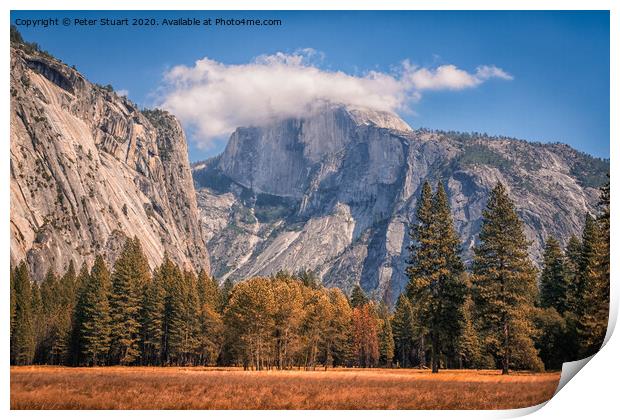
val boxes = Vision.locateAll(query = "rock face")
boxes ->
[193,104,608,305]
[10,46,209,280]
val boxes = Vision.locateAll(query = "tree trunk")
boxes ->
[502,319,510,375]
[417,335,426,368]
[431,332,439,373]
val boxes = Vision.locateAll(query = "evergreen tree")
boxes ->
[296,268,320,289]
[35,269,64,364]
[158,256,194,365]
[585,177,611,352]
[11,262,35,365]
[576,213,608,357]
[598,177,610,285]
[406,181,434,298]
[10,269,16,345]
[194,269,224,365]
[379,316,395,367]
[349,285,369,308]
[577,215,599,305]
[391,294,416,368]
[472,182,543,374]
[78,255,112,365]
[67,263,90,365]
[180,270,201,365]
[109,238,148,365]
[405,181,433,366]
[49,260,76,364]
[140,265,166,365]
[536,236,573,369]
[539,236,568,314]
[562,232,585,362]
[455,293,482,369]
[220,278,235,312]
[534,306,567,370]
[30,279,43,362]
[406,182,466,372]
[564,235,582,314]
[197,269,220,311]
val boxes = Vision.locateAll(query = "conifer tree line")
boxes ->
[10,179,609,372]
[396,179,610,373]
[9,239,392,369]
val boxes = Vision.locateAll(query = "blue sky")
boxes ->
[11,10,609,161]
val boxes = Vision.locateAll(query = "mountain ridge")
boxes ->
[192,105,607,304]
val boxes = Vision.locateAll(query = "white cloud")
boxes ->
[403,62,514,91]
[475,65,514,81]
[159,50,512,149]
[116,89,129,98]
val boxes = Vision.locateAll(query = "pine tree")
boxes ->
[180,270,201,365]
[38,269,60,363]
[535,235,573,367]
[220,278,235,312]
[576,212,608,357]
[539,236,568,314]
[140,265,166,365]
[197,269,220,311]
[577,215,599,304]
[109,238,148,365]
[379,316,395,367]
[296,268,320,289]
[564,236,582,314]
[10,269,16,344]
[405,181,433,367]
[30,279,43,362]
[406,182,466,373]
[391,294,416,368]
[164,259,185,364]
[78,255,112,365]
[534,306,567,370]
[587,177,611,351]
[598,178,610,284]
[11,262,35,365]
[455,293,482,369]
[562,233,585,362]
[68,263,90,365]
[159,256,193,365]
[472,182,542,374]
[349,285,369,308]
[406,181,434,299]
[50,261,76,364]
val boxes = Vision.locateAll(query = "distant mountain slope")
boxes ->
[192,104,607,305]
[10,43,209,279]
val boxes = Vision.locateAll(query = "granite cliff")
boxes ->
[193,104,608,305]
[10,43,209,279]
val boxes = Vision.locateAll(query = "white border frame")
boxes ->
[2,2,617,419]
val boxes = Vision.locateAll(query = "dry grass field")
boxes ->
[10,366,560,410]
